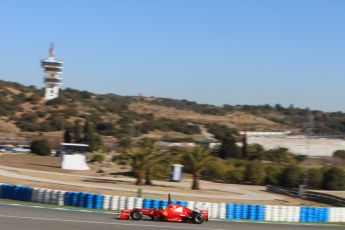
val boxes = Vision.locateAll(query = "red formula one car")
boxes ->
[119,194,208,224]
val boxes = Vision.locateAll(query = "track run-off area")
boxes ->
[0,203,343,230]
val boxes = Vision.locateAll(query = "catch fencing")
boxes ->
[267,185,345,207]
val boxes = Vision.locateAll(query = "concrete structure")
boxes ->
[61,154,90,170]
[41,44,63,100]
[247,136,345,157]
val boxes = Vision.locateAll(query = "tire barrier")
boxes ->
[50,190,59,205]
[0,184,32,201]
[218,203,226,219]
[1,183,345,223]
[151,199,160,208]
[329,207,345,222]
[143,198,152,208]
[103,195,111,210]
[208,203,219,219]
[118,196,126,210]
[110,196,119,210]
[226,204,265,221]
[265,205,300,222]
[134,197,143,208]
[43,189,52,204]
[86,193,94,208]
[72,192,80,206]
[125,197,135,210]
[300,206,329,222]
[94,194,104,209]
[79,192,87,207]
[187,200,194,210]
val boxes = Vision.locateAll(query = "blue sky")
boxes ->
[0,0,344,111]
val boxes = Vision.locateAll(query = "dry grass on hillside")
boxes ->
[0,119,20,133]
[129,102,286,131]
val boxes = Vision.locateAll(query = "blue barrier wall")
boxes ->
[143,198,152,208]
[300,206,330,222]
[0,184,32,201]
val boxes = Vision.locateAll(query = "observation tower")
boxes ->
[41,44,63,100]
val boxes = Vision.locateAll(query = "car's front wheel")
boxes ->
[130,209,143,221]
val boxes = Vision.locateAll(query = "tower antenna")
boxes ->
[49,43,55,58]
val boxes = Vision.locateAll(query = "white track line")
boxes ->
[0,214,227,230]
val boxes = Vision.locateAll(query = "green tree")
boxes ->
[119,139,165,185]
[64,128,72,143]
[241,134,248,159]
[118,136,132,149]
[263,148,295,164]
[246,144,265,160]
[83,120,103,152]
[307,168,324,189]
[96,122,116,135]
[227,167,246,184]
[181,146,214,190]
[322,167,345,190]
[31,139,51,156]
[264,164,282,185]
[202,159,229,181]
[137,138,165,185]
[280,165,303,188]
[48,115,65,130]
[218,138,241,159]
[73,120,83,143]
[91,153,105,163]
[119,146,153,185]
[244,162,266,185]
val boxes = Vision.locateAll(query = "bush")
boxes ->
[263,148,295,164]
[218,138,241,159]
[280,165,303,188]
[141,118,201,135]
[333,150,345,160]
[227,167,245,183]
[202,159,230,181]
[244,162,266,185]
[96,122,117,135]
[246,144,265,160]
[265,164,282,185]
[31,139,51,156]
[307,168,324,189]
[90,154,105,163]
[322,167,345,190]
[16,113,39,131]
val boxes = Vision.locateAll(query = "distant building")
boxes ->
[239,131,291,137]
[41,44,63,100]
[61,143,89,155]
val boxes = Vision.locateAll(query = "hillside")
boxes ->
[1,80,345,142]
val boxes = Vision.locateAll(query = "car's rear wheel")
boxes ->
[130,209,143,221]
[192,211,204,224]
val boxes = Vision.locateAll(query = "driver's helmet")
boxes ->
[160,206,166,210]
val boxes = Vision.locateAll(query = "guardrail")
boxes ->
[267,185,345,207]
[0,183,344,223]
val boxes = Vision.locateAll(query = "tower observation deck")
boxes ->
[41,44,63,100]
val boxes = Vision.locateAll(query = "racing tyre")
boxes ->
[130,209,143,221]
[192,211,204,224]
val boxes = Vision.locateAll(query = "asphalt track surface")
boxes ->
[0,204,343,230]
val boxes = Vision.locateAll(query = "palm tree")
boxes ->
[120,138,165,186]
[181,146,213,190]
[121,147,151,185]
[138,138,165,185]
